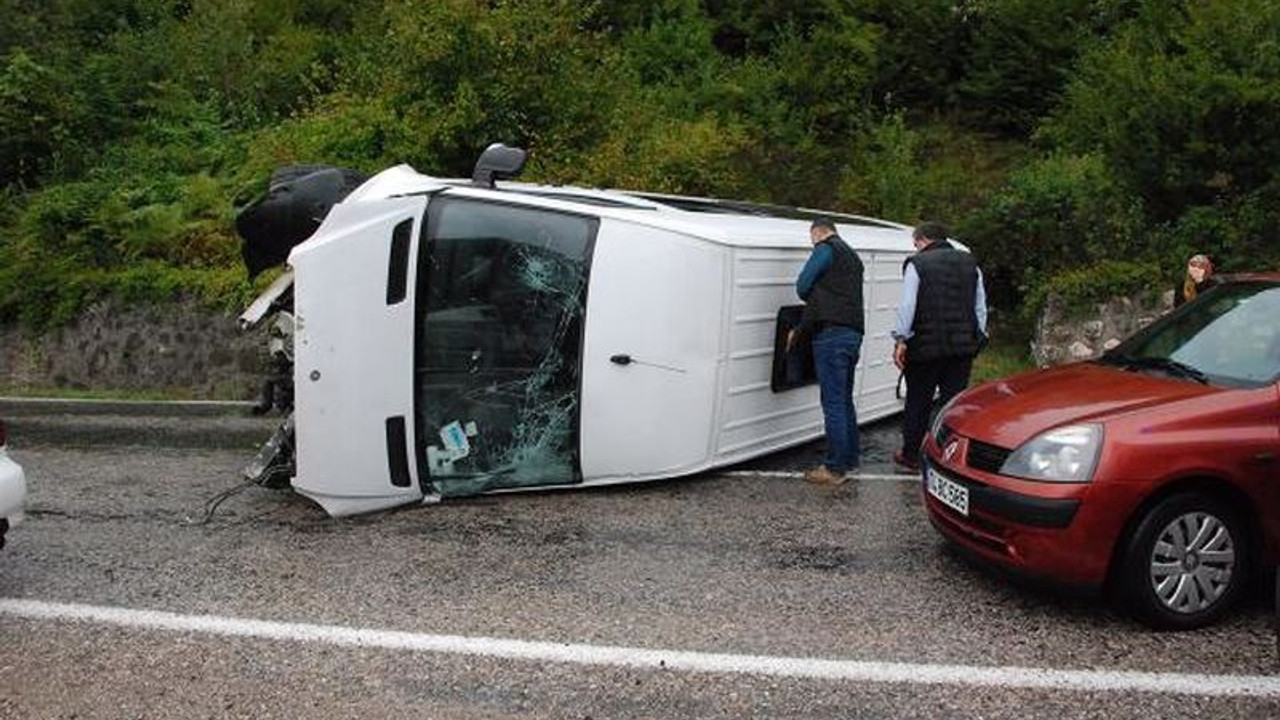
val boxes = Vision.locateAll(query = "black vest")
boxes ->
[906,241,980,362]
[809,236,865,334]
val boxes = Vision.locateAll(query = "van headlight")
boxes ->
[1000,424,1102,483]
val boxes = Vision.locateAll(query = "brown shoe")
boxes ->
[804,465,849,486]
[893,450,921,474]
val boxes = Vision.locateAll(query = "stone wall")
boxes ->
[0,288,1177,397]
[0,299,269,399]
[1031,289,1174,367]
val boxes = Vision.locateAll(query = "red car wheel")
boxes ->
[1117,492,1251,630]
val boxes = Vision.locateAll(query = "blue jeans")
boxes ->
[812,326,862,472]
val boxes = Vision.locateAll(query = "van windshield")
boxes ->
[415,197,596,496]
[1102,281,1280,387]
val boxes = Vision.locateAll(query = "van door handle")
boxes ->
[1254,451,1276,463]
[609,354,686,374]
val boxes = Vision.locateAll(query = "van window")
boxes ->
[415,197,596,496]
[771,305,817,391]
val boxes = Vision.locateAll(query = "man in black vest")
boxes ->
[788,218,866,484]
[892,221,988,473]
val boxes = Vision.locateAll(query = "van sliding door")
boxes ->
[415,197,596,497]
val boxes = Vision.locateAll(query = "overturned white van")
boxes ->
[237,145,917,516]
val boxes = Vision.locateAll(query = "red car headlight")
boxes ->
[1000,423,1103,483]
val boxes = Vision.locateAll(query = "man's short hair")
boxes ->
[811,217,837,233]
[913,221,949,243]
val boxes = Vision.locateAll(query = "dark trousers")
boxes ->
[901,355,974,461]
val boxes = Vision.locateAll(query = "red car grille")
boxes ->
[966,439,1012,474]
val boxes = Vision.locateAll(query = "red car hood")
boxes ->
[945,362,1219,448]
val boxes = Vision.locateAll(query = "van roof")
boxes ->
[344,164,917,252]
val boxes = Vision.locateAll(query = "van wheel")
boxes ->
[1117,492,1248,630]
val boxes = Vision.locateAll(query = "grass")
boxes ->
[972,340,1036,385]
[0,385,220,402]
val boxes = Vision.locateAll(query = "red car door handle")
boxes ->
[1254,451,1277,463]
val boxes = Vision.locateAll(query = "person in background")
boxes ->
[892,221,987,473]
[1175,254,1216,307]
[787,217,865,485]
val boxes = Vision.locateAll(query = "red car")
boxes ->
[922,274,1280,629]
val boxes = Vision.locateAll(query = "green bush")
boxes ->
[958,152,1146,306]
[570,114,752,196]
[3,0,1276,343]
[1023,259,1168,324]
[0,50,76,186]
[0,259,260,330]
[953,0,1101,136]
[839,112,925,221]
[1161,184,1280,276]
[239,92,399,175]
[1041,0,1280,222]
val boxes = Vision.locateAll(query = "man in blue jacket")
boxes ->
[789,218,865,485]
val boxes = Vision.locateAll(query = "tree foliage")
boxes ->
[1042,0,1280,222]
[959,153,1146,306]
[973,0,1280,305]
[1,0,1278,330]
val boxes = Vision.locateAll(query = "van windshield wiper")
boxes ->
[1100,353,1209,384]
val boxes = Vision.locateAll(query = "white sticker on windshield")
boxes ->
[440,421,471,459]
[426,445,454,473]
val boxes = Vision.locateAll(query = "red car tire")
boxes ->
[1117,492,1251,631]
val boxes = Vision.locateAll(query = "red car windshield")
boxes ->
[1102,281,1280,388]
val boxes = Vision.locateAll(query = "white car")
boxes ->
[236,144,917,516]
[0,419,26,549]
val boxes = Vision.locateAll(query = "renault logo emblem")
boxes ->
[943,440,959,464]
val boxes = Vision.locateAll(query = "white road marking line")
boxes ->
[3,598,1277,698]
[720,470,915,481]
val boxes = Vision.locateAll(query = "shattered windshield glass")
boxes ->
[416,197,596,496]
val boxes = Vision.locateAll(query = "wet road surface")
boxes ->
[0,403,1277,719]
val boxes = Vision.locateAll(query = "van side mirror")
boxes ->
[471,143,528,188]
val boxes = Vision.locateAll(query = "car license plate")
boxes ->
[927,468,969,516]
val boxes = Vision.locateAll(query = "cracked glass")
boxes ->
[416,197,596,496]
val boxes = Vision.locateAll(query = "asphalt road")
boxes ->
[1,402,1277,719]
